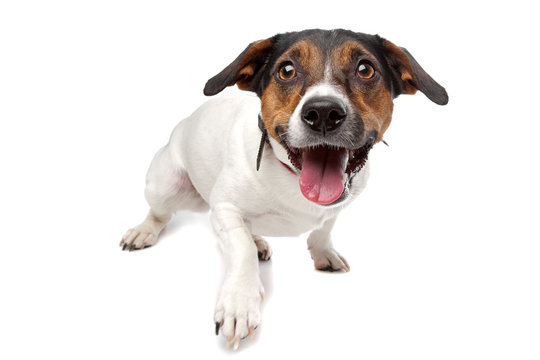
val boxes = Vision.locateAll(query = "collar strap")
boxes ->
[258,112,265,132]
[256,114,268,171]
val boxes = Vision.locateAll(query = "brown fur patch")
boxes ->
[331,41,375,71]
[350,89,394,143]
[261,40,325,143]
[329,41,394,143]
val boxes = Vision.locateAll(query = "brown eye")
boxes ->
[357,61,375,79]
[278,62,296,81]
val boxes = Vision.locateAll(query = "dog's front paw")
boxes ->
[214,277,264,350]
[120,214,169,251]
[309,247,350,272]
[253,235,272,261]
[120,227,158,251]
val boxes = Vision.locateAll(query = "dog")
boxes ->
[120,29,448,350]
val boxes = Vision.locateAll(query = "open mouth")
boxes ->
[284,141,373,205]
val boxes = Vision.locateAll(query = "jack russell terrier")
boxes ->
[120,29,448,350]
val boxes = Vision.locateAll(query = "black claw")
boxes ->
[215,322,220,336]
[122,243,127,251]
[130,245,151,252]
[319,265,338,272]
[258,250,272,261]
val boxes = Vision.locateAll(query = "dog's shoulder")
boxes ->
[197,91,261,119]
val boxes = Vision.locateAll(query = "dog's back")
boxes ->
[171,94,262,203]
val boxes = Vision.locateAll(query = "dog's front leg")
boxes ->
[307,216,350,272]
[211,202,263,350]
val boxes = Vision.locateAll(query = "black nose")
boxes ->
[301,97,347,135]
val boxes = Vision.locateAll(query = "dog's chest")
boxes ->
[247,206,334,237]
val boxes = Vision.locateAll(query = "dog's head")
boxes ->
[204,29,448,205]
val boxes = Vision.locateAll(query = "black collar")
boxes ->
[256,114,268,171]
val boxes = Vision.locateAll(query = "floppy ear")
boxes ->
[381,38,449,105]
[203,37,275,96]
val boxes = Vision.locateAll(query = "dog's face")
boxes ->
[204,29,448,205]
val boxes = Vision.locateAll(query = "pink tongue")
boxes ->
[299,147,348,204]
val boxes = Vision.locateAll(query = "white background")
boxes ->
[1,0,539,359]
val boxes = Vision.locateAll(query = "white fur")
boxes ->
[121,92,370,349]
